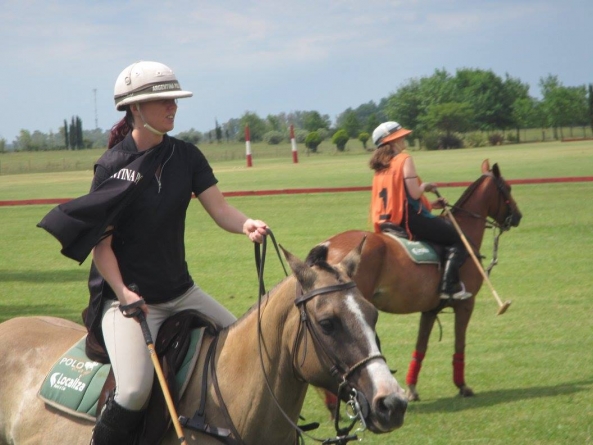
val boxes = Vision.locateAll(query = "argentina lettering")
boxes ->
[110,168,143,183]
[152,82,180,92]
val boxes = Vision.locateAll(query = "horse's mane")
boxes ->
[304,244,342,281]
[453,174,488,210]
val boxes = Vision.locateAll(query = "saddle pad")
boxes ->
[175,326,204,396]
[38,336,111,421]
[38,328,205,421]
[383,232,440,264]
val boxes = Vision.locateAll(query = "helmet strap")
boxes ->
[135,104,166,137]
[143,122,166,137]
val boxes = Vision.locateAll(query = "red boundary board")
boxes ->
[1,177,592,207]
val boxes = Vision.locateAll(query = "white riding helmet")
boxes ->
[114,61,193,111]
[372,121,412,147]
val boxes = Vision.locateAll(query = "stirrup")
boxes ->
[440,282,472,300]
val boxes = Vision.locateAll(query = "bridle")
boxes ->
[254,231,386,444]
[489,174,517,232]
[447,173,517,275]
[450,173,516,231]
[292,280,386,442]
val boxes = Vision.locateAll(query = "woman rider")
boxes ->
[369,121,471,301]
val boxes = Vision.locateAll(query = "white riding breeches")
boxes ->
[101,285,236,410]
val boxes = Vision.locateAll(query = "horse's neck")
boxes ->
[455,178,494,250]
[213,277,307,441]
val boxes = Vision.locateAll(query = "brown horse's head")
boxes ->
[281,238,407,433]
[480,159,522,229]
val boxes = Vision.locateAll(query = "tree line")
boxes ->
[3,115,98,152]
[3,68,592,153]
[182,69,593,151]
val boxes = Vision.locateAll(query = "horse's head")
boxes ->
[281,238,407,433]
[481,159,522,230]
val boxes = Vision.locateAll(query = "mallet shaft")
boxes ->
[128,283,187,445]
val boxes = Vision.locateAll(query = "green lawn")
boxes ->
[1,140,592,201]
[0,141,592,444]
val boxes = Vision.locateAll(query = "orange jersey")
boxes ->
[371,153,432,235]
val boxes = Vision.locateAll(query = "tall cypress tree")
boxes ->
[69,117,76,149]
[215,119,222,143]
[63,119,69,150]
[588,84,593,132]
[76,116,83,149]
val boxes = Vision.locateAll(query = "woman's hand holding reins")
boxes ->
[422,183,448,209]
[430,197,447,209]
[243,218,268,244]
[421,182,437,193]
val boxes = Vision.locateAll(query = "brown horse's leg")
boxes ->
[405,311,437,401]
[453,299,475,397]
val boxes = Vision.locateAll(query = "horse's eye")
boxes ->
[318,319,336,334]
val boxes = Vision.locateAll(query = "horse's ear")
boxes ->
[492,163,501,178]
[339,236,365,279]
[280,245,317,290]
[481,159,491,173]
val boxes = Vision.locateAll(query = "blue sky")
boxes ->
[1,0,591,143]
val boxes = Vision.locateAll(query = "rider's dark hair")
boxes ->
[108,108,134,149]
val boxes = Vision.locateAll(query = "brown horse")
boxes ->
[0,242,407,445]
[321,160,522,405]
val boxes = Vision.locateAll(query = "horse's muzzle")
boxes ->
[368,393,407,433]
[511,210,522,227]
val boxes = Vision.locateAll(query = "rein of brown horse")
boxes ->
[252,230,383,445]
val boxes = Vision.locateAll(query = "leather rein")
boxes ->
[253,230,385,444]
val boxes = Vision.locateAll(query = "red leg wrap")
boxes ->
[406,350,426,386]
[325,391,338,409]
[452,353,465,387]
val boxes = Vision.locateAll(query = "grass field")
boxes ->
[0,141,592,444]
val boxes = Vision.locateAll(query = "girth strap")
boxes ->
[179,337,239,444]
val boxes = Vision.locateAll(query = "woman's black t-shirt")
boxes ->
[91,134,217,303]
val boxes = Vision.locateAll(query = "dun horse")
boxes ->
[0,242,407,445]
[321,160,522,406]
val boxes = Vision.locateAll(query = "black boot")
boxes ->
[439,246,472,300]
[90,395,144,445]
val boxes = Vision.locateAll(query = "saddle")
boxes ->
[379,222,443,265]
[380,223,458,315]
[38,310,218,442]
[98,310,219,445]
[379,222,408,238]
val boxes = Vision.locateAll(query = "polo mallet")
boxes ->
[127,285,188,445]
[434,190,512,315]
